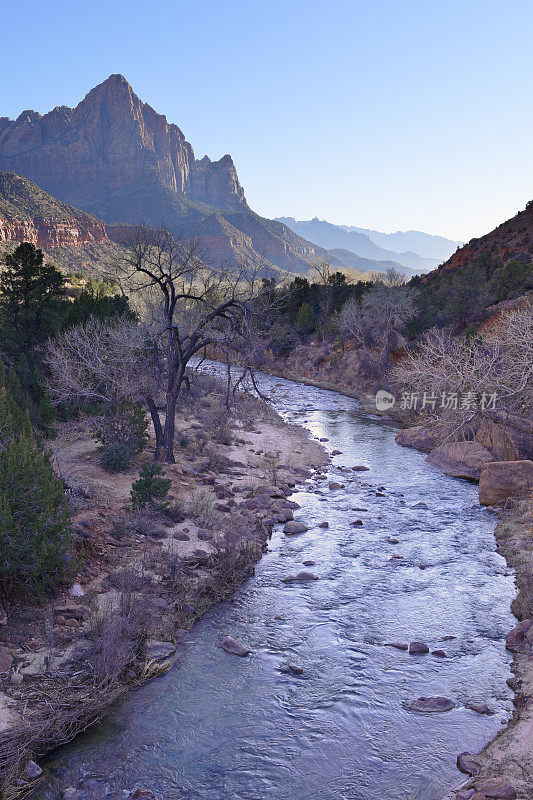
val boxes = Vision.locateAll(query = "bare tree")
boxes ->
[392,303,533,436]
[106,224,265,462]
[336,276,418,371]
[309,260,347,342]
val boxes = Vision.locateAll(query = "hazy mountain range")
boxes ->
[277,217,462,272]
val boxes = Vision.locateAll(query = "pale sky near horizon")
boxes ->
[3,0,532,242]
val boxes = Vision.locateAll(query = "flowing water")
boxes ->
[36,372,516,800]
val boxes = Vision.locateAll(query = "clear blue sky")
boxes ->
[3,0,532,241]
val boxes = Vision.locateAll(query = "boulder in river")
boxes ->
[279,662,304,675]
[409,696,455,712]
[328,482,343,490]
[282,571,318,583]
[409,641,429,654]
[456,752,483,775]
[505,619,532,654]
[473,777,517,799]
[395,425,442,453]
[385,642,408,651]
[145,640,176,661]
[431,649,447,658]
[427,441,494,480]
[318,521,329,528]
[479,460,533,506]
[466,700,493,715]
[221,635,250,656]
[283,521,308,535]
[351,465,370,471]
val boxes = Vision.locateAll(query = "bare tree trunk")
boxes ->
[163,389,179,463]
[146,396,164,461]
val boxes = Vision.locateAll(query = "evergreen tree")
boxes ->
[295,302,317,334]
[0,359,70,598]
[0,242,66,348]
[131,460,171,510]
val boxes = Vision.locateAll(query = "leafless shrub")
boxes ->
[185,489,216,526]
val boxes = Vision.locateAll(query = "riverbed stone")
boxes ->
[279,662,304,675]
[221,635,250,656]
[328,482,343,490]
[409,696,455,712]
[385,642,408,651]
[457,752,483,775]
[282,571,318,583]
[409,641,429,654]
[145,640,176,661]
[283,521,308,535]
[473,777,516,799]
[505,619,532,654]
[318,521,329,528]
[466,700,493,715]
[431,649,447,658]
[352,465,370,471]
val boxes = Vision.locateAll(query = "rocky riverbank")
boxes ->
[444,499,533,800]
[0,391,328,798]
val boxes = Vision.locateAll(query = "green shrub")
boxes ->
[131,460,172,510]
[0,360,70,597]
[100,443,132,473]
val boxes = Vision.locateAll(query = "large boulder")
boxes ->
[427,441,493,480]
[395,426,442,453]
[475,418,518,461]
[505,619,533,654]
[473,777,516,799]
[479,460,533,506]
[145,640,177,661]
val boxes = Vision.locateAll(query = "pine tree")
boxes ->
[130,460,172,510]
[0,359,70,598]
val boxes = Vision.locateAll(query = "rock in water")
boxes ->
[466,700,493,715]
[409,641,429,654]
[282,571,318,583]
[283,521,308,535]
[279,662,304,675]
[457,752,483,775]
[409,696,455,713]
[221,635,250,656]
[145,640,176,661]
[385,642,408,651]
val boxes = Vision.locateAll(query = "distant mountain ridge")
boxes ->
[276,217,461,272]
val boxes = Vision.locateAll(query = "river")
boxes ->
[35,370,516,800]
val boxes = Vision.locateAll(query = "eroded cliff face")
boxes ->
[0,74,248,220]
[0,217,107,249]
